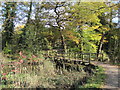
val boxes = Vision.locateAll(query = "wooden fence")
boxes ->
[43,49,104,64]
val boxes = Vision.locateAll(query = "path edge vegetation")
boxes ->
[78,66,106,89]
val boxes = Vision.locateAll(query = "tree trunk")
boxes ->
[59,30,67,52]
[23,1,32,34]
[97,33,105,59]
[54,2,67,52]
[21,2,33,48]
[27,2,32,24]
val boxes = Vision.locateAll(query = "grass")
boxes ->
[78,66,106,89]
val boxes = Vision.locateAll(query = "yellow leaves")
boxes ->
[64,30,80,44]
[98,34,102,36]
[20,25,24,28]
[74,39,79,44]
[92,26,99,29]
[102,27,110,31]
[15,30,23,34]
[68,35,79,44]
[98,25,110,33]
[81,24,101,31]
[90,34,101,41]
[14,25,24,34]
[103,40,108,43]
[15,25,25,31]
[99,26,110,32]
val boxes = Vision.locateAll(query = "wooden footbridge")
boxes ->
[43,49,104,71]
[43,49,103,63]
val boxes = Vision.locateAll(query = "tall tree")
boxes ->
[41,2,70,52]
[2,2,16,49]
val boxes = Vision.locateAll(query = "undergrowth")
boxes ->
[0,51,87,89]
[78,66,105,89]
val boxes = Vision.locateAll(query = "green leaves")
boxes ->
[66,2,110,53]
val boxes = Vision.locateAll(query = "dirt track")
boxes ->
[92,61,119,89]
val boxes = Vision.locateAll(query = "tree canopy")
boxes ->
[0,1,119,63]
